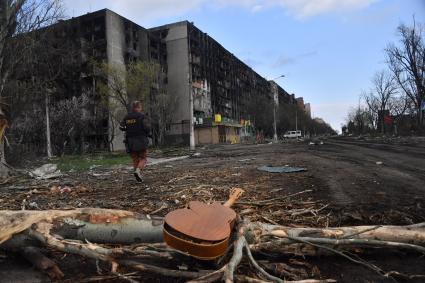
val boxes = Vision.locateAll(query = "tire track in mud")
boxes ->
[305,139,425,211]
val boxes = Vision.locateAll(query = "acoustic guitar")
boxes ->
[163,188,244,260]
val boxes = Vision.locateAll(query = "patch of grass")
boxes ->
[52,152,131,172]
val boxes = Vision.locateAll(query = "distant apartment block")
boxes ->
[296,97,311,118]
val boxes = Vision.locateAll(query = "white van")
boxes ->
[283,130,302,139]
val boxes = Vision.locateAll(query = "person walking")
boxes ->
[120,101,151,182]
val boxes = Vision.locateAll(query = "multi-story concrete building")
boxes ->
[296,97,311,118]
[45,9,167,150]
[150,21,297,145]
[34,9,305,149]
[304,103,311,118]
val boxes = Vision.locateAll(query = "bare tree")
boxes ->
[386,18,425,128]
[49,94,92,155]
[150,90,177,145]
[96,61,160,150]
[363,70,398,133]
[0,0,63,177]
[388,95,412,135]
[345,105,374,135]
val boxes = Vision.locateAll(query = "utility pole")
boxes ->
[272,83,278,143]
[45,89,53,158]
[295,108,298,132]
[189,76,195,150]
[270,75,285,143]
[188,23,195,150]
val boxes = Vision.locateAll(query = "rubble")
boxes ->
[1,140,424,282]
[29,164,63,180]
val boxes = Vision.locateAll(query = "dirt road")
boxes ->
[295,137,425,223]
[178,137,425,224]
[1,137,424,282]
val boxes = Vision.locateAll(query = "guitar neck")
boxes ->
[223,198,236,208]
[223,188,244,208]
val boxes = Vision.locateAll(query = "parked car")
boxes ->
[283,130,302,139]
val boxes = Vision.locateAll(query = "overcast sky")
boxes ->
[63,0,425,132]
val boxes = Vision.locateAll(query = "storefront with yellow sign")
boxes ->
[194,114,243,145]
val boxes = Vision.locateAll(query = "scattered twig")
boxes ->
[118,260,209,279]
[283,235,386,276]
[111,271,140,283]
[149,203,168,215]
[243,239,284,283]
[285,235,425,254]
[262,216,280,225]
[236,190,313,206]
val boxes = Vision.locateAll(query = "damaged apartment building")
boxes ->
[150,21,300,145]
[33,9,304,150]
[37,9,167,151]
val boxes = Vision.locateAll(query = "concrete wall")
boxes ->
[195,126,241,145]
[195,127,219,145]
[163,22,190,141]
[105,10,127,151]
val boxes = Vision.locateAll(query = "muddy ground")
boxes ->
[1,137,424,282]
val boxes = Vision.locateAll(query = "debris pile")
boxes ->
[29,164,63,180]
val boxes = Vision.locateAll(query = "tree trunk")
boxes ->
[45,93,52,158]
[0,141,9,179]
[109,115,115,152]
[0,107,9,179]
[55,215,164,244]
[381,117,384,134]
[0,208,164,246]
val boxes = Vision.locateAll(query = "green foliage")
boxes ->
[96,61,160,111]
[95,60,174,146]
[53,152,130,172]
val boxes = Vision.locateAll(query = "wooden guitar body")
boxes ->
[163,188,243,259]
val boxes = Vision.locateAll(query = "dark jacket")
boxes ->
[120,112,151,152]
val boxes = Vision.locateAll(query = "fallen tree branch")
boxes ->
[256,234,425,255]
[250,222,425,245]
[244,239,284,283]
[0,208,137,244]
[281,235,386,276]
[118,260,208,279]
[235,277,336,283]
[1,209,424,282]
[20,246,64,279]
[28,224,115,261]
[187,235,247,283]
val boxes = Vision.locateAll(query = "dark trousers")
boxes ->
[131,150,147,169]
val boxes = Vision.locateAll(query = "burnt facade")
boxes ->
[33,9,304,148]
[43,9,167,150]
[150,21,298,144]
